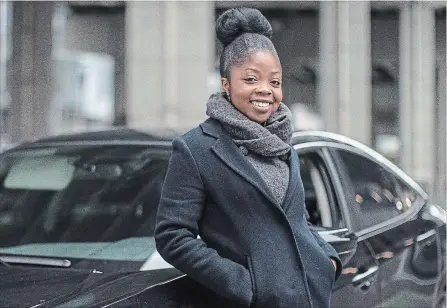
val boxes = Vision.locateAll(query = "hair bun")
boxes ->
[216,8,273,47]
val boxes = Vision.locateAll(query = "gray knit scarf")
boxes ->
[206,93,293,205]
[206,92,293,157]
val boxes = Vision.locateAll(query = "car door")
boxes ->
[329,147,441,308]
[295,146,382,308]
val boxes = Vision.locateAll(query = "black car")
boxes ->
[0,128,444,308]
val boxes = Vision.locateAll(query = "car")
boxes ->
[0,128,444,308]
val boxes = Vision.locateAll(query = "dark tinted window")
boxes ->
[0,145,169,248]
[335,149,423,230]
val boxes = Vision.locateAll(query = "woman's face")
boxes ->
[222,51,283,124]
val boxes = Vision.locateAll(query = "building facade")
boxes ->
[0,1,446,203]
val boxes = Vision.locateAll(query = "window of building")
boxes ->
[370,10,400,166]
[52,50,115,135]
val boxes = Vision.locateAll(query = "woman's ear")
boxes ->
[221,78,230,95]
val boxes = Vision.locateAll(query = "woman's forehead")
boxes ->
[243,67,281,74]
[235,52,282,73]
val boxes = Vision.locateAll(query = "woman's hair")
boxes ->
[216,8,279,79]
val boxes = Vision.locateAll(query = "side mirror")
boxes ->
[318,228,358,266]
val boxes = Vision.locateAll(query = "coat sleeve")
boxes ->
[154,136,253,306]
[305,209,343,281]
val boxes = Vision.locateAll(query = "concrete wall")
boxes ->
[8,2,54,142]
[125,1,214,130]
[435,9,446,204]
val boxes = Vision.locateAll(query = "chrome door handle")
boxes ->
[416,229,436,242]
[352,265,378,288]
[318,228,349,236]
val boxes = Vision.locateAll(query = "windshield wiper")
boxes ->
[0,255,71,267]
[0,258,10,267]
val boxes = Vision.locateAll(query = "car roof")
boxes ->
[13,127,358,149]
[5,127,429,200]
[10,127,178,151]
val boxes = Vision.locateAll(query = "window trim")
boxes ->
[296,147,346,230]
[320,148,348,229]
[292,132,428,201]
[320,148,351,230]
[294,141,427,241]
[307,159,332,227]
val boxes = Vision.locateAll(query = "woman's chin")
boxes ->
[248,114,270,124]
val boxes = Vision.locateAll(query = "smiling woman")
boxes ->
[155,7,341,308]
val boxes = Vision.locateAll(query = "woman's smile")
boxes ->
[249,100,273,113]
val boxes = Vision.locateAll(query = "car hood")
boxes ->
[0,265,183,308]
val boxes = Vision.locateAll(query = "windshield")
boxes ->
[0,144,170,263]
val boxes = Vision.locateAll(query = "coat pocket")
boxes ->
[245,255,257,307]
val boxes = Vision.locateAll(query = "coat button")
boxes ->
[239,146,248,155]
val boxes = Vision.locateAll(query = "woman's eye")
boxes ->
[271,80,281,86]
[244,77,257,82]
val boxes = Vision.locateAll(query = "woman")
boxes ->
[155,8,342,308]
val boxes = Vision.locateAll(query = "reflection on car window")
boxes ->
[336,150,423,231]
[0,146,169,251]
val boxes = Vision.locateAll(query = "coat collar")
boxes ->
[200,118,298,211]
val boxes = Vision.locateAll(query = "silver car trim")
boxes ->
[102,274,187,308]
[416,229,437,242]
[318,228,349,235]
[352,265,379,284]
[0,255,71,267]
[338,250,355,256]
[355,203,424,241]
[292,137,428,200]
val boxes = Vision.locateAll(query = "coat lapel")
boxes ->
[200,119,280,208]
[282,149,300,213]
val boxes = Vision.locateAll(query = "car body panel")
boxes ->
[369,209,444,308]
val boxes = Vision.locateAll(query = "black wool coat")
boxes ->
[155,118,342,308]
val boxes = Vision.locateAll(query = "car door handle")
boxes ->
[318,228,349,236]
[416,229,436,242]
[352,265,378,290]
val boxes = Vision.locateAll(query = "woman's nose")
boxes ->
[255,85,272,95]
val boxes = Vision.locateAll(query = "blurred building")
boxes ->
[0,1,446,203]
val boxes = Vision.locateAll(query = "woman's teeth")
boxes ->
[251,101,270,108]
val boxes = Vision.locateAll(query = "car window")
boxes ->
[0,145,169,253]
[334,149,423,231]
[299,151,343,229]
